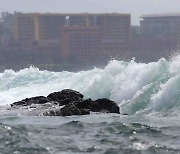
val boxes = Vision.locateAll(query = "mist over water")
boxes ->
[0,55,180,116]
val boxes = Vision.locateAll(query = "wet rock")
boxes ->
[11,96,50,107]
[92,99,120,114]
[43,108,62,116]
[75,99,93,109]
[47,89,83,101]
[47,89,83,105]
[10,89,120,116]
[60,103,90,116]
[75,98,120,114]
[43,104,90,116]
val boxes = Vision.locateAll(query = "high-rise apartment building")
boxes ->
[14,13,131,59]
[129,14,180,61]
[61,26,101,60]
[61,13,131,58]
[69,16,87,26]
[100,14,131,56]
[14,13,36,41]
[14,13,66,47]
[140,14,180,38]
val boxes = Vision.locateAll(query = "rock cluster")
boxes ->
[11,89,120,116]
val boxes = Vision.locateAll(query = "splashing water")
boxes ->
[1,56,180,154]
[0,56,180,116]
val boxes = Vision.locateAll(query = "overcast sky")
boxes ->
[0,0,180,25]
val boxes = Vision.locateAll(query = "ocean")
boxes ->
[0,56,180,154]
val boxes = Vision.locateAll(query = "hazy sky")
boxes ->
[0,0,180,25]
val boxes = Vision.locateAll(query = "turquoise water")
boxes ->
[1,56,180,153]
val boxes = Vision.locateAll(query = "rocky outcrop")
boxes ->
[10,89,120,116]
[11,96,50,107]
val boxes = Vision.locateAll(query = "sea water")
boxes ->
[0,56,180,153]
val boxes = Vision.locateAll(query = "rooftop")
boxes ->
[15,12,130,17]
[140,13,180,18]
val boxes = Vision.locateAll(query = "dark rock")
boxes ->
[11,101,27,107]
[11,96,50,107]
[75,98,120,114]
[59,97,82,106]
[80,109,90,115]
[47,89,83,105]
[43,104,90,116]
[93,98,120,114]
[10,89,120,116]
[76,99,93,109]
[60,103,90,116]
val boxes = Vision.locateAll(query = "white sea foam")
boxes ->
[1,56,180,115]
[149,74,180,112]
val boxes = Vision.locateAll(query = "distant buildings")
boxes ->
[14,13,66,47]
[101,14,130,57]
[129,13,180,61]
[140,14,180,39]
[14,13,131,60]
[61,26,102,60]
[1,12,180,71]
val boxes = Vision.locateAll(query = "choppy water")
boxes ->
[1,55,180,153]
[1,114,180,154]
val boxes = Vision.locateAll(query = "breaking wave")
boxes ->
[1,55,180,116]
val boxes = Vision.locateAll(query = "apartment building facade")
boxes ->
[61,26,101,60]
[140,14,180,38]
[14,13,131,60]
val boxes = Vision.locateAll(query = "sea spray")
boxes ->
[1,56,180,116]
